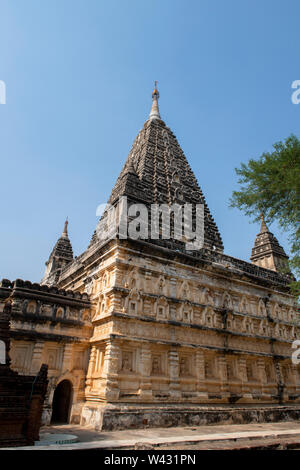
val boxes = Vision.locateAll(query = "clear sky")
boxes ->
[0,0,299,282]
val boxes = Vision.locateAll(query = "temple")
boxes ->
[1,85,299,431]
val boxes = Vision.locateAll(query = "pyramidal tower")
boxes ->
[89,82,223,254]
[41,218,73,286]
[250,213,289,272]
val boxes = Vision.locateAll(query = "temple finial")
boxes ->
[260,212,268,233]
[62,217,69,237]
[152,81,159,98]
[149,81,161,121]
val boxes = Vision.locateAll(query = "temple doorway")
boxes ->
[51,380,73,424]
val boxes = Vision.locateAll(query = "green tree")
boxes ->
[230,134,300,296]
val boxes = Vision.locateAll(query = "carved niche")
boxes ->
[56,307,64,319]
[202,306,215,328]
[157,275,167,296]
[179,281,190,301]
[200,288,214,306]
[239,295,249,314]
[222,292,233,310]
[242,317,253,334]
[272,303,282,320]
[94,294,111,319]
[26,300,37,314]
[258,299,267,317]
[151,355,162,375]
[204,357,215,379]
[179,301,193,323]
[124,288,143,316]
[179,355,191,377]
[125,266,144,292]
[120,351,134,373]
[155,296,169,320]
[226,359,235,380]
[259,319,269,336]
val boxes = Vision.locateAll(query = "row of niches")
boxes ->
[10,342,87,373]
[94,293,298,341]
[16,299,91,322]
[92,269,297,322]
[126,299,297,340]
[91,347,298,385]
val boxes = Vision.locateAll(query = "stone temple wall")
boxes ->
[1,235,299,431]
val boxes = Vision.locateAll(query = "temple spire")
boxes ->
[92,83,224,253]
[41,218,73,286]
[149,81,161,121]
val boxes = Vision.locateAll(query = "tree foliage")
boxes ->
[230,134,300,295]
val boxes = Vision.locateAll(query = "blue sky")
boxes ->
[0,0,299,282]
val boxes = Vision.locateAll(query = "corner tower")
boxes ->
[41,219,74,286]
[250,213,289,272]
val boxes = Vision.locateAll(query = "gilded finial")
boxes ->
[149,81,161,120]
[152,80,159,99]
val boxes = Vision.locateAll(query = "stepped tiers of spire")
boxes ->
[41,218,74,286]
[89,85,224,254]
[250,214,289,272]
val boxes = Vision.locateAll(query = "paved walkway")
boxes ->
[8,421,300,450]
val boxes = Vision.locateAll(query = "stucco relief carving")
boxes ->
[94,294,106,319]
[226,360,235,380]
[272,303,282,320]
[179,355,192,377]
[155,296,169,320]
[120,351,134,373]
[222,292,233,310]
[204,357,216,379]
[259,319,269,336]
[151,355,162,375]
[178,301,193,323]
[242,317,254,334]
[239,295,249,314]
[124,288,143,315]
[179,281,190,301]
[125,266,144,292]
[258,299,267,317]
[288,308,296,322]
[200,288,214,306]
[201,307,216,328]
